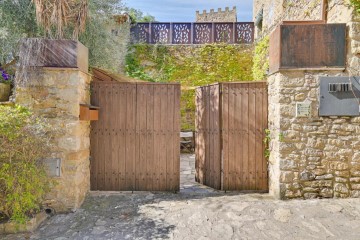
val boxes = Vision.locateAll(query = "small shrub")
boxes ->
[0,105,51,224]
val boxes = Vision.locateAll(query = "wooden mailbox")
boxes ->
[269,22,346,74]
[79,104,99,121]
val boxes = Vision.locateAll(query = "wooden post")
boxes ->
[321,0,328,23]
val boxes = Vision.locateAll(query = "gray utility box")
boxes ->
[319,76,360,116]
[43,158,61,177]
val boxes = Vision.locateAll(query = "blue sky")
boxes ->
[124,0,254,22]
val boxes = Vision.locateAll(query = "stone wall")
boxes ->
[253,0,322,37]
[15,67,91,212]
[264,1,360,199]
[196,7,237,22]
[268,71,360,199]
[253,0,355,38]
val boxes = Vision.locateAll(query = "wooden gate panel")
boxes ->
[196,82,268,191]
[90,82,180,191]
[195,85,221,189]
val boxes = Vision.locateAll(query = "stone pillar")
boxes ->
[267,3,360,200]
[15,43,91,211]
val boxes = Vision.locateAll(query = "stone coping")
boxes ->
[0,101,14,106]
[25,67,92,77]
[0,211,48,234]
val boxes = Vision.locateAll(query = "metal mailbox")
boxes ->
[319,76,360,116]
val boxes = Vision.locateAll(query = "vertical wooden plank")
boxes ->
[242,83,250,190]
[98,83,106,190]
[228,84,236,190]
[235,84,242,190]
[173,84,181,191]
[205,86,211,186]
[209,85,215,188]
[111,84,119,191]
[137,85,147,190]
[195,88,200,183]
[90,82,99,190]
[213,84,221,190]
[195,87,204,184]
[105,84,111,190]
[159,85,168,190]
[255,83,262,190]
[222,84,229,190]
[166,85,175,191]
[248,83,256,190]
[146,85,155,191]
[125,84,136,191]
[153,85,162,191]
[118,84,127,190]
[262,82,269,191]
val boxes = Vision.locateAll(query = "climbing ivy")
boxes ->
[252,36,269,80]
[125,44,254,130]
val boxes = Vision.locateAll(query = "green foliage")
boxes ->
[125,44,254,130]
[263,129,271,159]
[350,0,360,14]
[125,7,156,23]
[252,36,269,80]
[0,105,51,224]
[125,44,175,82]
[0,0,153,72]
[0,0,40,65]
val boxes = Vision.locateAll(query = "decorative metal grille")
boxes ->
[172,23,192,44]
[214,23,233,43]
[130,23,150,43]
[194,23,212,44]
[131,22,254,44]
[235,23,254,44]
[151,23,170,44]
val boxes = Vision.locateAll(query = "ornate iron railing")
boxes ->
[130,22,254,44]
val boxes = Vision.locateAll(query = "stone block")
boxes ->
[351,184,360,190]
[280,171,295,183]
[300,171,315,181]
[335,170,350,178]
[350,190,360,198]
[304,192,319,199]
[315,174,333,180]
[334,183,349,194]
[280,159,298,171]
[350,177,360,183]
[335,177,348,183]
[320,188,333,198]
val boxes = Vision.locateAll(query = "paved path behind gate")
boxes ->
[3,154,360,240]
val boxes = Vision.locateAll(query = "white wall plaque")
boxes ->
[296,102,311,117]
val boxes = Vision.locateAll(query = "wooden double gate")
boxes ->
[195,82,268,191]
[90,81,180,191]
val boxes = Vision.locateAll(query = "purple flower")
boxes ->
[0,68,10,81]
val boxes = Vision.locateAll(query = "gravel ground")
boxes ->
[3,154,360,240]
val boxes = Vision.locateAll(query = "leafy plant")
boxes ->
[350,0,360,14]
[252,36,269,80]
[0,105,51,224]
[263,129,271,159]
[32,0,88,39]
[0,67,11,84]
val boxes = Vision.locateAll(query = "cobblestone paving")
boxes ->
[3,154,360,240]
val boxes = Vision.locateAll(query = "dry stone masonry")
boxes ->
[258,0,360,199]
[196,7,237,22]
[15,66,91,212]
